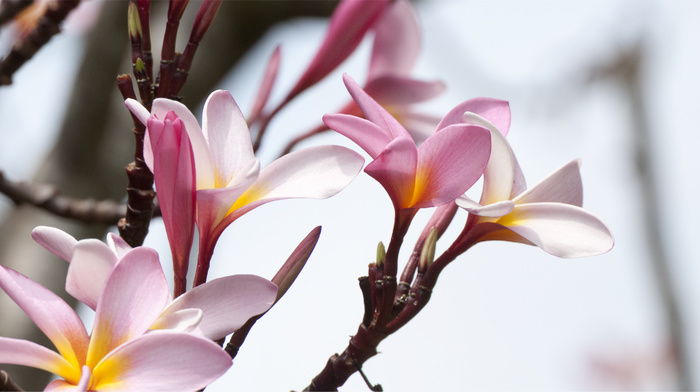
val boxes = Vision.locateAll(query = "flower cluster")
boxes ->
[0,0,615,390]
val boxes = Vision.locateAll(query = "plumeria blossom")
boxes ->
[446,107,614,258]
[0,246,250,391]
[347,0,445,143]
[324,74,491,212]
[31,226,279,340]
[125,90,364,285]
[282,1,444,154]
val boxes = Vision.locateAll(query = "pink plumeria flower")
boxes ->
[324,74,491,211]
[448,108,614,258]
[31,226,279,340]
[0,249,247,391]
[355,0,445,143]
[283,0,390,104]
[125,90,364,286]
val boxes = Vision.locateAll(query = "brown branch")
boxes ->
[0,0,81,85]
[0,170,138,225]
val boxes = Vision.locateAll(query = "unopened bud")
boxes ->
[135,58,146,73]
[128,2,142,41]
[419,228,438,271]
[376,241,386,267]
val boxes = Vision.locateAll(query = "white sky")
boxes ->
[2,1,700,391]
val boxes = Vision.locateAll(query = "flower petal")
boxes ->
[66,240,119,310]
[202,90,255,187]
[150,308,203,334]
[369,0,421,78]
[437,97,511,137]
[411,124,491,208]
[364,136,417,209]
[0,266,88,372]
[456,196,515,217]
[91,331,231,392]
[364,76,445,107]
[31,226,78,262]
[106,233,132,260]
[0,337,78,383]
[343,73,411,140]
[514,159,583,206]
[226,145,364,219]
[323,113,392,158]
[87,247,169,368]
[162,274,277,340]
[497,203,614,258]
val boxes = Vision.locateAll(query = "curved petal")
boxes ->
[464,112,517,205]
[497,203,614,258]
[364,76,445,106]
[45,366,91,391]
[411,124,491,208]
[396,110,442,145]
[364,136,417,209]
[369,0,421,78]
[31,226,78,262]
[202,90,255,187]
[456,196,515,218]
[66,240,119,310]
[0,267,88,372]
[87,247,169,368]
[106,233,132,260]
[150,98,215,189]
[162,275,277,340]
[91,331,231,392]
[514,159,583,206]
[0,337,78,383]
[124,98,150,126]
[437,97,511,136]
[150,308,203,334]
[343,73,410,140]
[323,113,392,159]
[227,145,364,217]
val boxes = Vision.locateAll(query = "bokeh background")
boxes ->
[1,1,699,390]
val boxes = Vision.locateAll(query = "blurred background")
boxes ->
[1,1,699,390]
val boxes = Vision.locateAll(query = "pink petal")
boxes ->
[323,113,392,158]
[514,159,583,206]
[437,97,511,137]
[286,0,390,101]
[106,233,132,260]
[202,90,255,187]
[66,240,120,310]
[343,73,410,140]
[464,113,518,205]
[224,145,365,221]
[456,196,515,218]
[45,366,91,391]
[396,110,442,145]
[497,203,614,258]
[31,226,78,262]
[410,124,491,208]
[149,99,215,189]
[0,337,77,383]
[0,266,88,371]
[369,0,421,78]
[87,247,169,368]
[152,115,196,285]
[364,136,418,209]
[364,76,445,106]
[150,308,203,334]
[124,98,150,126]
[91,331,231,391]
[162,274,277,340]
